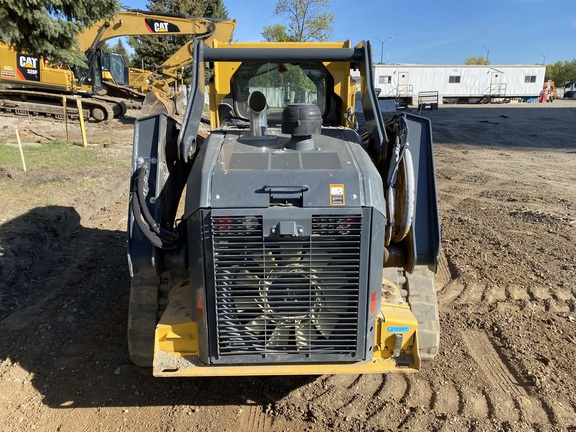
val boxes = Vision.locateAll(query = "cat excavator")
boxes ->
[125,38,206,116]
[0,10,235,121]
[102,36,209,117]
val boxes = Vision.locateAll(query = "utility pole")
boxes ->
[482,45,490,61]
[375,36,393,64]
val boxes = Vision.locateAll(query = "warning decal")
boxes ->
[330,184,345,206]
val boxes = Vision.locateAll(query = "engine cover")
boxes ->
[185,127,387,364]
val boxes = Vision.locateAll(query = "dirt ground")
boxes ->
[0,100,575,432]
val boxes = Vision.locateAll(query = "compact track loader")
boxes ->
[127,40,440,377]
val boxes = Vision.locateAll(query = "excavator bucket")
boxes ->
[174,91,187,115]
[141,91,176,117]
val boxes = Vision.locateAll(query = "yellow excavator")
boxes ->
[0,10,235,121]
[99,15,237,115]
[101,37,207,116]
[125,37,212,116]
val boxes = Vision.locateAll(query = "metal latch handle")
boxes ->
[262,185,310,194]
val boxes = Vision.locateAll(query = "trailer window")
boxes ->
[233,62,327,123]
[524,75,536,83]
[448,76,461,84]
[379,75,392,84]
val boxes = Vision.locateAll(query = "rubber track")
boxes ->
[127,269,161,367]
[0,89,117,121]
[382,266,440,361]
[127,270,188,367]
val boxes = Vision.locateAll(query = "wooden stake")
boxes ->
[62,96,69,141]
[15,127,27,172]
[76,99,88,147]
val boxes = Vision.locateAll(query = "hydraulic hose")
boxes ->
[393,146,415,242]
[385,115,415,246]
[131,162,180,250]
[385,136,400,246]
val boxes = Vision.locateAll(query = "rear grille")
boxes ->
[210,213,364,362]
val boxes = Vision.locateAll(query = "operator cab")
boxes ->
[101,52,129,86]
[219,61,344,127]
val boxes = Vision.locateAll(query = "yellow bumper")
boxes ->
[153,284,420,377]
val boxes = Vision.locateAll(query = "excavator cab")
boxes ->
[101,52,129,86]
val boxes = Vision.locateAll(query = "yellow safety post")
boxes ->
[76,99,88,147]
[15,127,27,172]
[62,96,69,141]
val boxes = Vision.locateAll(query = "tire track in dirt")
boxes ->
[461,330,550,425]
[297,373,438,429]
[314,374,361,411]
[461,386,489,419]
[430,378,461,416]
[438,202,575,314]
[239,405,271,432]
[404,375,433,409]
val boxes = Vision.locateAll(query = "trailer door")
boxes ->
[398,71,410,96]
[490,71,503,96]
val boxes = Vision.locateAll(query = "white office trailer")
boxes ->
[372,64,546,106]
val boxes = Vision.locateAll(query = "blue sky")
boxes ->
[122,0,576,65]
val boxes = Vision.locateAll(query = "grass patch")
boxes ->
[0,140,131,223]
[0,141,111,172]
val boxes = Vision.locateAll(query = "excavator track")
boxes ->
[0,89,125,122]
[101,81,147,110]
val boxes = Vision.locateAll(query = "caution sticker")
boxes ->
[330,184,345,206]
[387,326,410,333]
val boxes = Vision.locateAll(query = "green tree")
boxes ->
[262,24,296,42]
[545,59,576,84]
[129,0,229,70]
[262,0,334,42]
[108,39,131,65]
[465,55,491,65]
[0,0,119,66]
[205,0,229,17]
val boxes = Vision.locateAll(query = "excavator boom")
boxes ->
[79,10,218,52]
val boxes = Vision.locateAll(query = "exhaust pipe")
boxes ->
[248,91,267,136]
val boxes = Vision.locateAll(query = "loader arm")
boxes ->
[133,18,236,102]
[80,10,235,85]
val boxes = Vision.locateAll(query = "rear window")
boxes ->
[232,62,328,123]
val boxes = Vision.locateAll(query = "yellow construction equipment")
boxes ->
[0,10,235,121]
[127,40,441,377]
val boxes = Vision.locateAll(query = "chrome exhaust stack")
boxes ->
[248,91,267,136]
